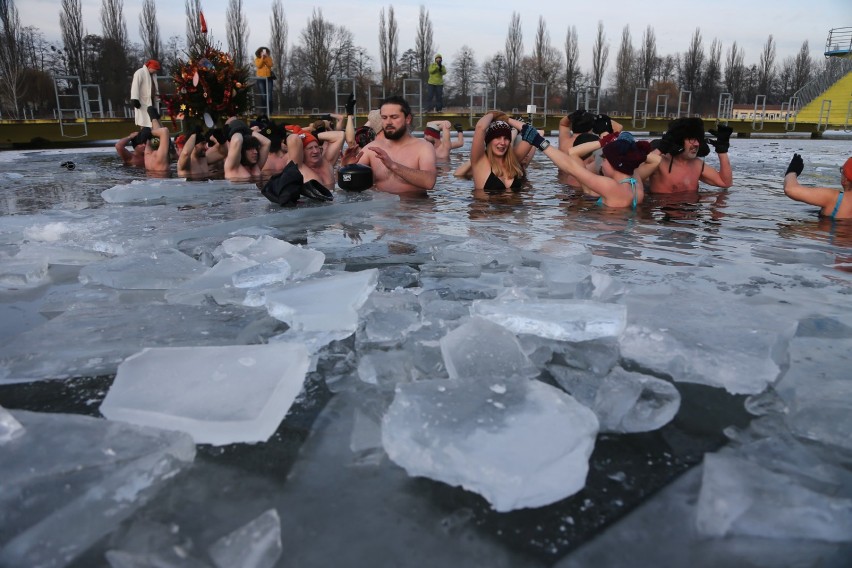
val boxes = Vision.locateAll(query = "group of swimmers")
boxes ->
[113,96,852,220]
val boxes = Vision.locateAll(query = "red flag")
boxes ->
[199,11,207,34]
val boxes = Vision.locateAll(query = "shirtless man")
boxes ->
[287,127,345,189]
[357,95,437,194]
[648,117,732,193]
[423,120,464,161]
[261,124,288,175]
[143,107,170,174]
[115,129,148,167]
[177,127,209,177]
[224,120,271,181]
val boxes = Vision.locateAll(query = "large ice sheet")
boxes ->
[0,409,195,567]
[435,238,523,267]
[471,298,627,343]
[101,178,257,204]
[261,269,378,332]
[382,377,599,512]
[696,451,852,542]
[164,255,257,305]
[100,343,311,445]
[0,303,283,383]
[216,235,324,280]
[78,248,205,289]
[618,293,797,395]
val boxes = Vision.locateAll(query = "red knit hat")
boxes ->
[145,59,161,71]
[424,126,440,140]
[843,157,852,182]
[301,132,318,148]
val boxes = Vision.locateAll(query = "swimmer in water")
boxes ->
[783,154,852,220]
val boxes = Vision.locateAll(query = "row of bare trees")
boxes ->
[0,0,840,118]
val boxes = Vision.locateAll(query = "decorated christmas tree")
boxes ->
[164,43,252,131]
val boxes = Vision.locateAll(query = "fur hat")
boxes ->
[665,117,705,146]
[569,109,595,134]
[601,132,650,175]
[485,120,512,145]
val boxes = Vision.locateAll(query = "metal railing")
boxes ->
[825,27,852,57]
[791,58,852,112]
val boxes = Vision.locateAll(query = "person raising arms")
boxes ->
[783,154,852,220]
[357,95,437,194]
[648,117,733,193]
[224,119,271,181]
[470,111,540,191]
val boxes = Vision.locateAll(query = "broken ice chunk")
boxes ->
[100,343,310,445]
[79,248,205,289]
[440,317,538,380]
[262,269,378,333]
[0,404,24,443]
[382,377,599,512]
[208,509,282,568]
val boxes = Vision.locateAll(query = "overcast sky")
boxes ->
[21,0,850,76]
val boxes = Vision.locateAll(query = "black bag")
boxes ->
[269,73,277,80]
[261,161,303,205]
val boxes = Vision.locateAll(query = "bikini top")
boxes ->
[484,170,524,191]
[596,177,638,209]
[823,192,844,220]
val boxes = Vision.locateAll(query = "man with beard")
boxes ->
[357,95,437,194]
[647,117,733,193]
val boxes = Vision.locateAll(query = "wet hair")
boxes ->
[240,136,261,166]
[486,141,524,181]
[380,95,411,117]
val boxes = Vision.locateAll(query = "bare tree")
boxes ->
[99,0,129,106]
[591,21,608,89]
[0,0,26,116]
[757,34,776,98]
[481,53,503,106]
[699,38,721,113]
[270,0,287,109]
[531,16,561,92]
[60,0,87,80]
[637,25,656,88]
[297,8,352,107]
[378,6,398,91]
[791,40,811,95]
[613,25,633,111]
[226,0,248,69]
[184,0,207,54]
[451,45,476,103]
[564,25,580,108]
[723,41,745,101]
[415,5,433,84]
[139,0,161,61]
[679,28,703,94]
[504,12,523,107]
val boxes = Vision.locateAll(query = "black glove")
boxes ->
[345,92,356,115]
[657,131,683,155]
[190,124,204,139]
[785,153,804,177]
[206,128,226,145]
[454,123,464,133]
[707,124,733,154]
[592,114,613,134]
[131,99,141,109]
[146,106,161,121]
[520,123,549,150]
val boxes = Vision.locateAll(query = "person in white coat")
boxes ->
[130,59,161,128]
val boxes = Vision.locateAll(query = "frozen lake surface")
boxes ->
[1,136,851,567]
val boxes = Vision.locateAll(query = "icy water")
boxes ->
[1,136,851,567]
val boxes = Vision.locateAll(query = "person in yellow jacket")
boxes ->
[427,54,447,112]
[254,47,274,103]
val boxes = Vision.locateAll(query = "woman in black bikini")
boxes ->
[471,111,538,192]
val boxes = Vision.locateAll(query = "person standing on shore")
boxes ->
[427,55,447,112]
[130,60,160,128]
